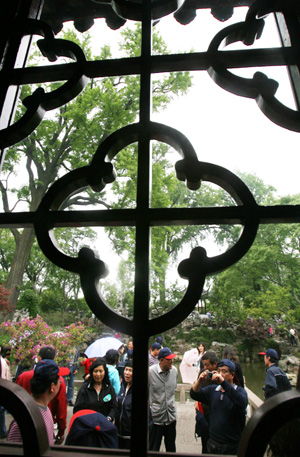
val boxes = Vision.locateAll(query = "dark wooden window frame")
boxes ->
[1,1,300,456]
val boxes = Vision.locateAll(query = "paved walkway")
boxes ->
[172,401,202,454]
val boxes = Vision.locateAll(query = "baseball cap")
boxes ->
[66,410,118,448]
[158,347,176,360]
[260,348,278,359]
[155,337,163,345]
[151,342,161,350]
[34,359,69,378]
[217,358,235,372]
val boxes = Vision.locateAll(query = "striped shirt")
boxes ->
[7,405,54,445]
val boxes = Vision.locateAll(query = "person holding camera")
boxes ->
[190,358,248,455]
[194,351,218,453]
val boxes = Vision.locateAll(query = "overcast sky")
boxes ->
[154,9,299,198]
[84,7,300,288]
[89,7,299,197]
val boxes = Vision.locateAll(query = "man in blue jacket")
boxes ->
[262,348,291,400]
[190,358,248,455]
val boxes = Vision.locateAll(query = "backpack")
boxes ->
[275,368,292,394]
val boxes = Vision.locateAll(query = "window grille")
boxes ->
[1,1,300,456]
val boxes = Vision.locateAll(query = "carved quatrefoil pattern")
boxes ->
[35,121,259,334]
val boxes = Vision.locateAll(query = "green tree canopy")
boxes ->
[209,183,300,326]
[0,24,192,310]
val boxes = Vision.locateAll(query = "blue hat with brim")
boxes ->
[34,359,69,378]
[217,358,235,372]
[152,342,161,350]
[158,347,176,359]
[262,348,278,359]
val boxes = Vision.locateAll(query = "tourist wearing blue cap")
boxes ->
[7,359,62,445]
[262,348,291,400]
[190,358,248,455]
[148,343,161,367]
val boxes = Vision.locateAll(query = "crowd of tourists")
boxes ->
[0,336,294,454]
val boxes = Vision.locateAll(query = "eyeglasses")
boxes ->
[217,368,230,374]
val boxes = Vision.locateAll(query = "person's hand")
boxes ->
[212,372,224,384]
[74,370,78,375]
[199,370,210,380]
[198,371,208,380]
[55,432,64,445]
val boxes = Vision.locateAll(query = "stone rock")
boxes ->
[279,355,300,373]
[88,317,95,327]
[287,373,297,387]
[11,309,29,323]
[210,341,227,357]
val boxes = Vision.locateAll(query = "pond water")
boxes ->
[242,362,266,400]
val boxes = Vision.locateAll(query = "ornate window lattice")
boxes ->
[1,1,300,456]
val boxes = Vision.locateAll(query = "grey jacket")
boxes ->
[149,363,178,424]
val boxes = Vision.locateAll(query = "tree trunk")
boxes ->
[5,227,36,308]
[159,273,166,309]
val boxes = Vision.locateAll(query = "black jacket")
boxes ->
[74,381,117,421]
[116,383,132,437]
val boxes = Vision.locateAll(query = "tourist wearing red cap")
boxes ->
[262,348,291,400]
[149,347,177,452]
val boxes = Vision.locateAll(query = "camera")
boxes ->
[207,371,214,379]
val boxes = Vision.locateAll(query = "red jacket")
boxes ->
[80,357,95,375]
[16,370,67,436]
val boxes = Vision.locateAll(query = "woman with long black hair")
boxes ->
[73,357,117,422]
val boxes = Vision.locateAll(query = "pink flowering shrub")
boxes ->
[47,322,87,366]
[0,316,86,367]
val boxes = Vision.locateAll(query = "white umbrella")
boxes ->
[179,348,199,384]
[85,337,123,358]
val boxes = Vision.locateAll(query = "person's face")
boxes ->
[50,378,61,398]
[198,344,204,353]
[217,366,234,384]
[160,357,173,372]
[128,341,133,350]
[93,365,105,384]
[264,355,270,366]
[124,366,133,384]
[202,359,217,372]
